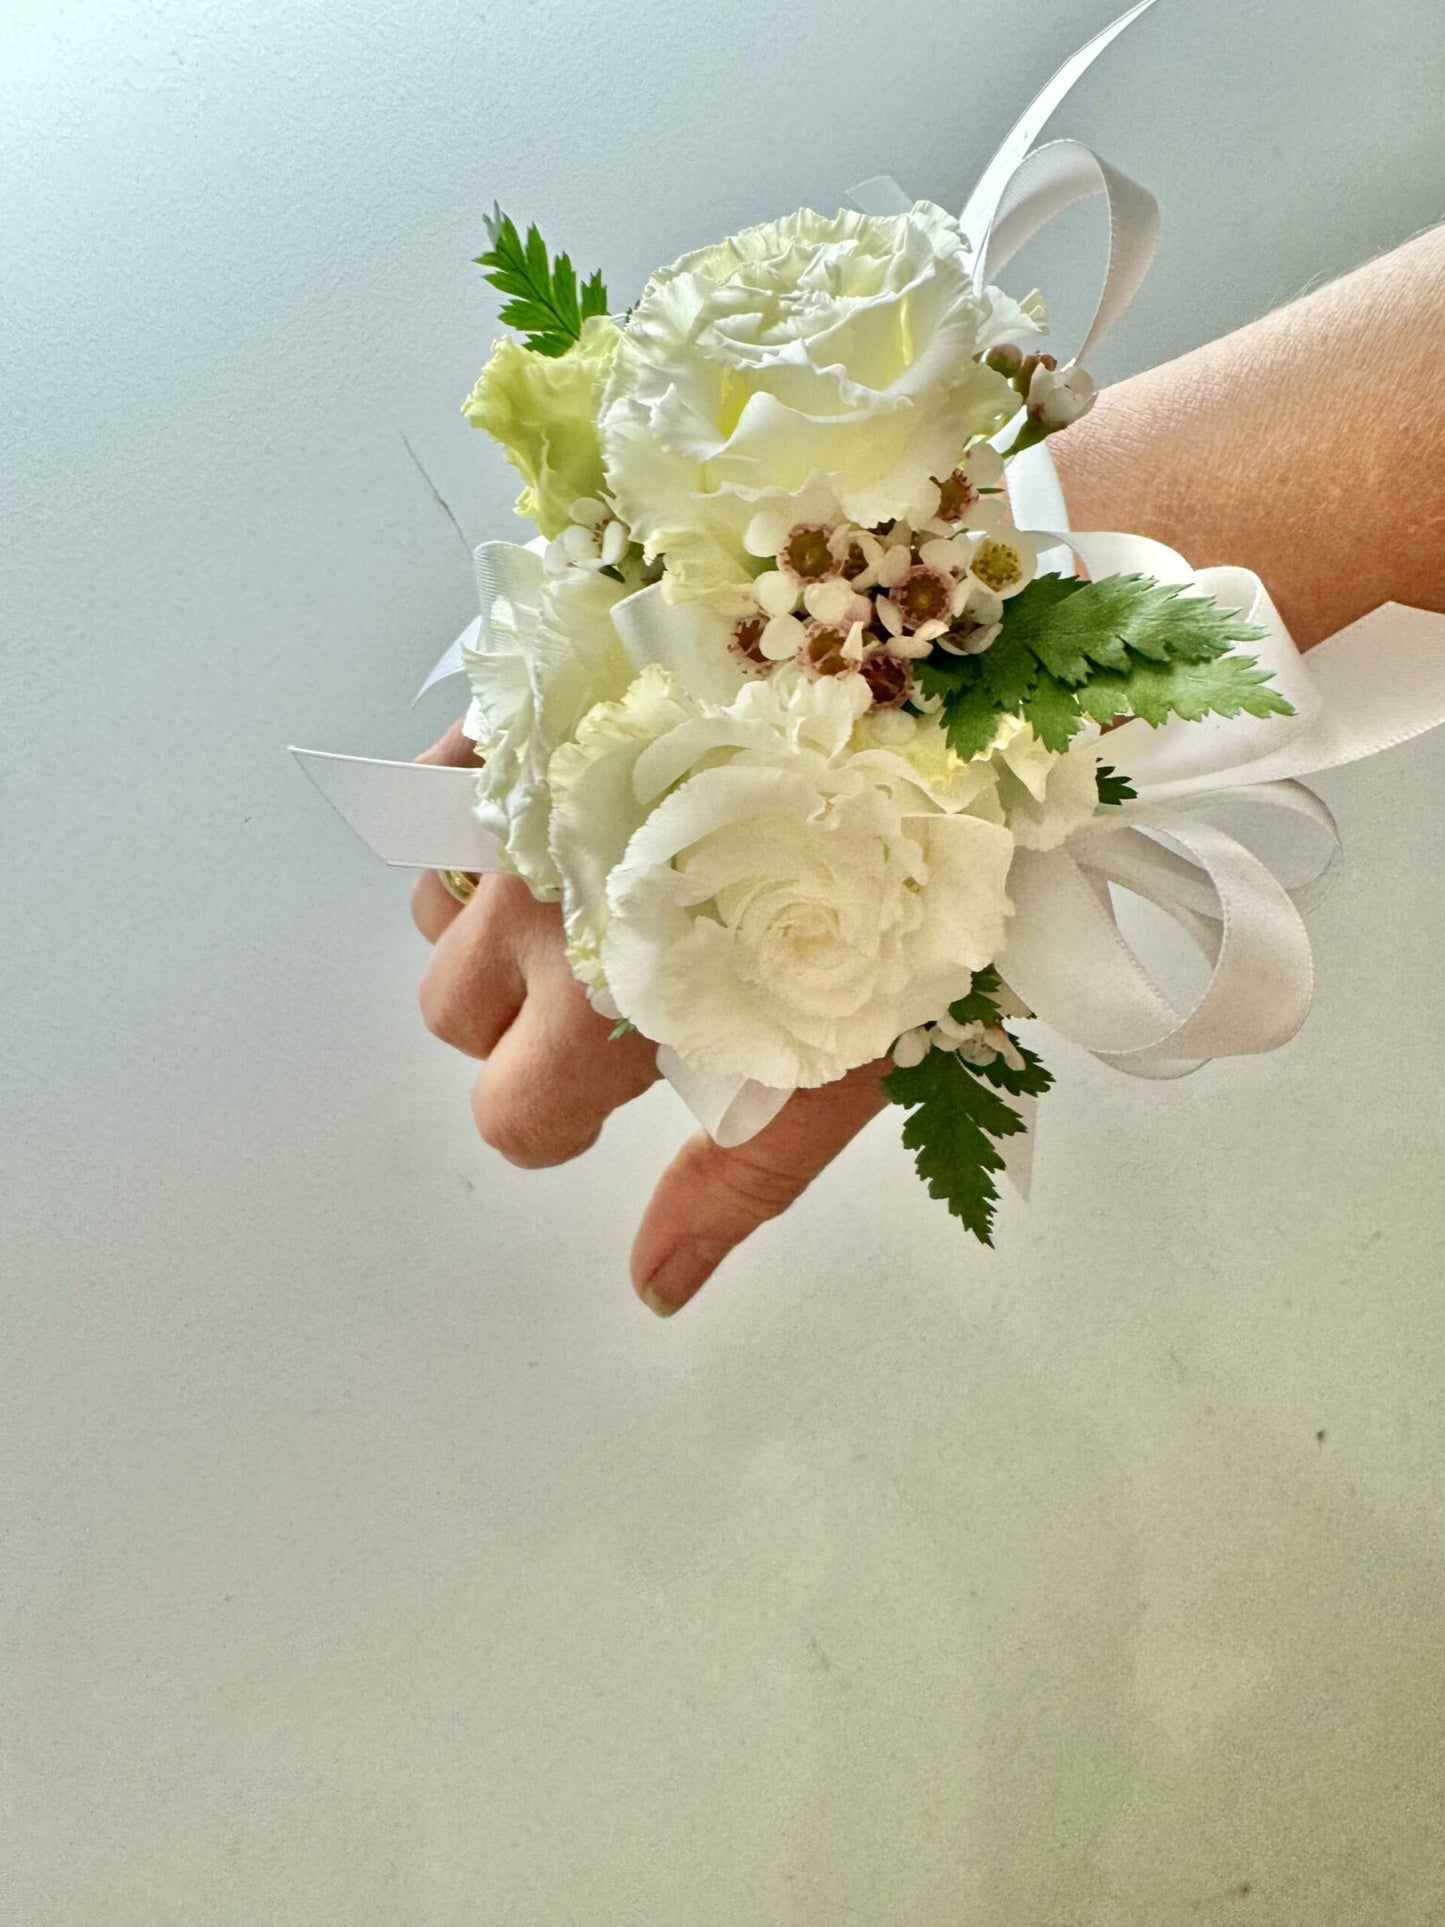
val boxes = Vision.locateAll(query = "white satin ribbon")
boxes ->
[292,749,501,873]
[988,510,1445,1084]
[959,0,1158,265]
[292,0,1445,1192]
[975,139,1160,367]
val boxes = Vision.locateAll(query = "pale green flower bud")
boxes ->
[461,314,621,539]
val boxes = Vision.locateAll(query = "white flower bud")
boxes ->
[1027,360,1098,429]
[891,1027,932,1069]
[561,521,602,564]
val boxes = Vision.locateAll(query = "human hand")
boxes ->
[410,720,893,1317]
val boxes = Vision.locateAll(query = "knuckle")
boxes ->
[417,967,488,1052]
[470,1078,600,1169]
[688,1139,801,1222]
[417,970,459,1045]
[485,872,539,925]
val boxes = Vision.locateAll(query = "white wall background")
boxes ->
[3,3,1443,1922]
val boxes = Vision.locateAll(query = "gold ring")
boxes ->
[436,868,478,905]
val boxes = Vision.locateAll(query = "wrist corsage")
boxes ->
[296,0,1445,1244]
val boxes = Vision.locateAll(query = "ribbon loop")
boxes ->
[976,138,1160,366]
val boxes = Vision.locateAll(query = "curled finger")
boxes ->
[471,961,660,1169]
[417,874,532,1059]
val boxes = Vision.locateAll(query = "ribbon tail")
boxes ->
[289,749,500,873]
[655,1048,793,1148]
[844,175,914,216]
[413,618,478,703]
[959,0,1158,260]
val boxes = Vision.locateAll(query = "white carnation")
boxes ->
[549,667,1016,1088]
[598,202,1041,597]
[463,545,635,896]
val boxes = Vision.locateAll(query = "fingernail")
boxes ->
[637,1241,730,1318]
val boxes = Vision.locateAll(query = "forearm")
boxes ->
[1050,224,1445,649]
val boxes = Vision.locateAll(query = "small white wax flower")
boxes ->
[760,613,807,660]
[804,577,862,625]
[561,521,603,564]
[888,629,941,660]
[1027,360,1097,429]
[967,1025,1024,1071]
[891,1027,932,1069]
[921,444,1011,537]
[777,521,849,586]
[966,443,1005,490]
[744,508,793,559]
[965,583,1006,625]
[963,495,1007,532]
[755,569,801,617]
[917,535,968,576]
[935,621,1001,657]
[965,528,1039,599]
[890,564,955,633]
[843,527,886,591]
[982,1025,1027,1071]
[942,1019,1023,1069]
[932,1014,982,1050]
[935,581,1005,655]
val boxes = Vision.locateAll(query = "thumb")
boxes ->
[631,1059,892,1317]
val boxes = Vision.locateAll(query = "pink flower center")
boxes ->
[800,622,853,676]
[781,524,841,582]
[893,565,952,628]
[933,468,978,523]
[861,652,912,708]
[731,613,770,672]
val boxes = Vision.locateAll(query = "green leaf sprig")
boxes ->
[883,969,1054,1246]
[917,572,1292,761]
[474,204,610,357]
[1095,763,1137,806]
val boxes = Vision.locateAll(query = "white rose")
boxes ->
[984,714,1102,850]
[548,666,1016,1088]
[599,202,1042,597]
[463,543,635,896]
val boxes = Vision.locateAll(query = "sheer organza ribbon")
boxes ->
[293,0,1445,1167]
